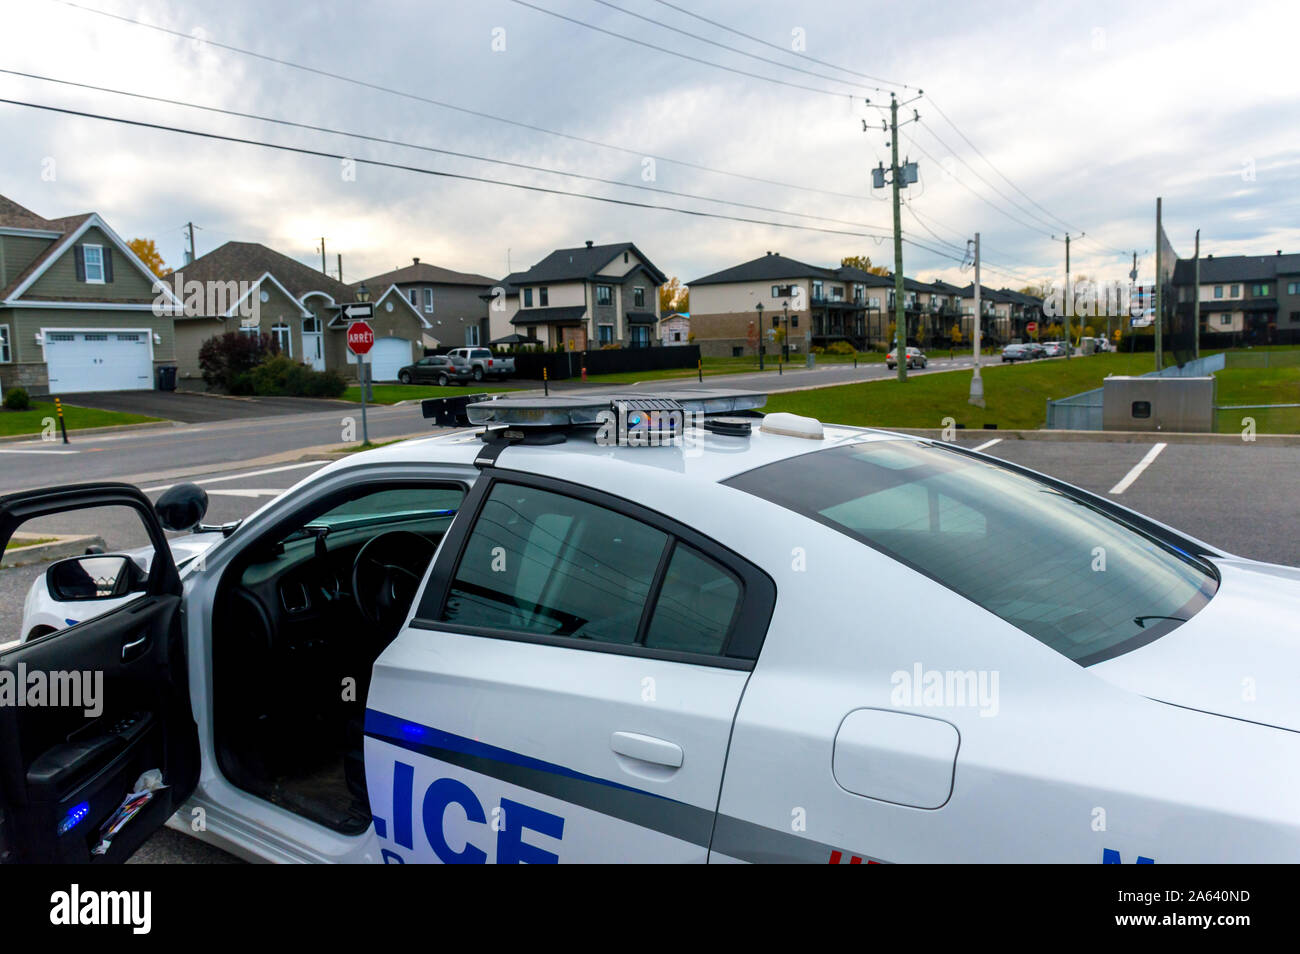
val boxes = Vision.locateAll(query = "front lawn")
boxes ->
[0,402,160,438]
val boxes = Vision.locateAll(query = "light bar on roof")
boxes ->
[464,389,766,427]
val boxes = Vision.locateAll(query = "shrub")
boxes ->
[248,355,346,398]
[4,387,31,411]
[199,332,279,391]
[827,341,856,355]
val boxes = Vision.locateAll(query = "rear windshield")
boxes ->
[725,440,1216,665]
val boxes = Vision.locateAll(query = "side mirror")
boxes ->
[155,483,209,532]
[47,555,143,601]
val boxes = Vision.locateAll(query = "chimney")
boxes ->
[1278,250,1283,256]
[413,257,420,265]
[585,240,593,248]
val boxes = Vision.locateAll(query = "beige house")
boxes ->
[0,193,183,396]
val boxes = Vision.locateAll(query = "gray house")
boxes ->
[352,257,496,350]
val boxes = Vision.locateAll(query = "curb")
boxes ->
[1,533,107,568]
[0,420,178,445]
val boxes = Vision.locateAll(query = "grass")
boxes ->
[341,384,520,405]
[0,402,160,438]
[4,536,56,550]
[763,350,1300,433]
[765,353,1163,431]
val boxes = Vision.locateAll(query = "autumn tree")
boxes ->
[658,277,689,313]
[842,255,890,277]
[129,238,168,277]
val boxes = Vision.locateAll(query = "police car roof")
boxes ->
[338,410,908,486]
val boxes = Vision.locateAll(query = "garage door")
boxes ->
[44,331,153,393]
[368,337,413,382]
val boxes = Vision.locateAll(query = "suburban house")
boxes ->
[1173,251,1300,344]
[171,242,430,384]
[488,241,667,350]
[0,193,183,396]
[352,257,496,350]
[660,311,690,346]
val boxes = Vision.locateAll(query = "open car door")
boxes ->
[0,484,199,863]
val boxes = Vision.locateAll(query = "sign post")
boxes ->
[1026,320,1038,338]
[347,315,375,446]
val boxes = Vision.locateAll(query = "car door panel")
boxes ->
[0,484,199,864]
[363,469,776,863]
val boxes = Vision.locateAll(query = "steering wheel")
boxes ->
[351,530,438,635]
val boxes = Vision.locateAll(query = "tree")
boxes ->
[842,255,890,277]
[659,277,688,313]
[129,238,168,277]
[198,332,279,392]
[1018,282,1051,299]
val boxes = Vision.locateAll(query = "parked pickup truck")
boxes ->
[446,347,515,381]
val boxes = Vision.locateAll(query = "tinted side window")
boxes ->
[643,544,741,655]
[441,483,668,645]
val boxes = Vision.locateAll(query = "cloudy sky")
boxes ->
[3,0,1298,291]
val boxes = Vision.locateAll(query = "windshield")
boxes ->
[725,440,1217,665]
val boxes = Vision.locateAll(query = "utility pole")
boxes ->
[1193,229,1201,360]
[1052,232,1083,359]
[969,233,984,407]
[337,253,344,283]
[1154,198,1164,372]
[866,90,923,382]
[319,237,327,275]
[185,222,197,265]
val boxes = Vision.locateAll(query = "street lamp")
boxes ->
[755,302,765,371]
[355,282,371,303]
[782,300,790,362]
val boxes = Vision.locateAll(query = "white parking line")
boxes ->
[970,438,1002,452]
[0,448,79,454]
[206,489,288,498]
[1108,443,1167,495]
[144,461,324,493]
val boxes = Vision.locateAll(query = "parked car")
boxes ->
[446,347,515,381]
[398,354,473,386]
[1041,341,1068,357]
[886,347,927,370]
[1001,344,1029,363]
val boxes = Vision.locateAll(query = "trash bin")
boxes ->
[156,366,177,391]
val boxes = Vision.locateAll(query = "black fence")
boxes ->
[504,345,702,381]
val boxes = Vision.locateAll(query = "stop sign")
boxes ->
[347,321,374,355]
[1026,321,1038,334]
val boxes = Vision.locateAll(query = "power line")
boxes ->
[0,97,900,244]
[586,0,889,94]
[647,0,913,90]
[505,0,862,99]
[44,0,865,201]
[0,68,893,235]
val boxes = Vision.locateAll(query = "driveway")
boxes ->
[65,390,350,423]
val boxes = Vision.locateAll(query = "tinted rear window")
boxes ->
[725,441,1216,665]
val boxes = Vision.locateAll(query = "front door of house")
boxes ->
[303,316,324,371]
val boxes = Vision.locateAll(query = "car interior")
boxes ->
[211,482,465,835]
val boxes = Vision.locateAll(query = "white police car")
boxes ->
[1,389,1297,864]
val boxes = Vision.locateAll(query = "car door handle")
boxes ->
[610,731,683,768]
[121,632,150,662]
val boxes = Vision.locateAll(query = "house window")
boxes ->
[1214,285,1223,299]
[633,286,645,308]
[238,325,259,337]
[791,314,799,328]
[1252,283,1271,296]
[0,324,10,363]
[598,324,614,345]
[526,326,537,340]
[408,289,418,307]
[271,323,292,356]
[523,288,533,308]
[1289,283,1300,296]
[596,284,613,306]
[832,286,844,301]
[1220,315,1232,326]
[538,287,549,307]
[83,244,105,283]
[812,280,824,301]
[673,331,682,342]
[771,284,794,298]
[466,325,480,346]
[1231,284,1240,296]
[732,346,743,357]
[424,288,434,313]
